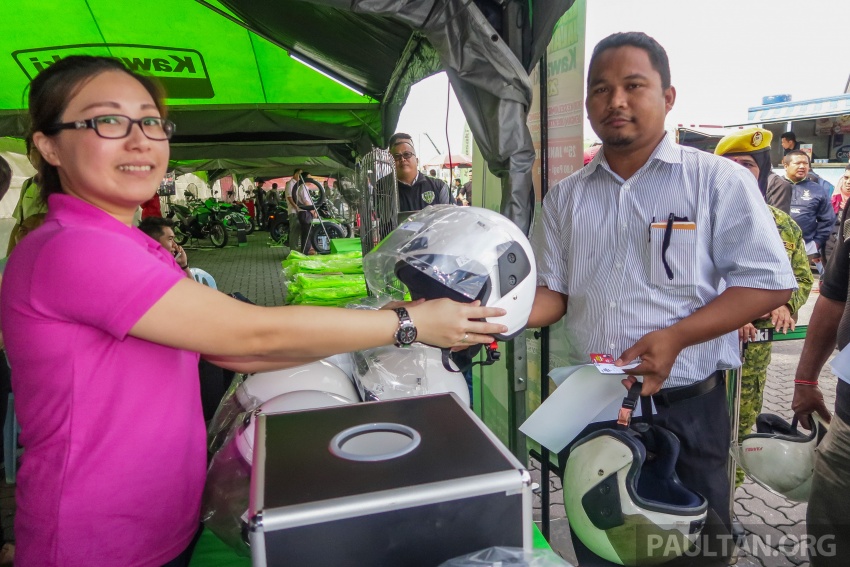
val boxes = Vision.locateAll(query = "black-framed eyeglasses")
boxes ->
[44,114,176,141]
[392,151,416,162]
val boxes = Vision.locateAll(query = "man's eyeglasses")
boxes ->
[44,115,176,141]
[392,151,416,162]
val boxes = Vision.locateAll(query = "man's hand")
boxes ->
[174,245,188,269]
[616,328,684,395]
[739,322,759,342]
[792,383,831,430]
[770,305,795,334]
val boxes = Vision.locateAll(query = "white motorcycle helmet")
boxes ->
[564,423,708,566]
[353,344,470,407]
[203,391,353,554]
[732,413,827,502]
[207,359,359,452]
[363,205,536,339]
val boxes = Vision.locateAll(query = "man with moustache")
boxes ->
[527,32,795,564]
[388,133,450,213]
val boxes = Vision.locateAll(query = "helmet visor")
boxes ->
[364,205,518,301]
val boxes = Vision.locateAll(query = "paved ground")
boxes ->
[0,232,837,567]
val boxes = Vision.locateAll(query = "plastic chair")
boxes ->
[4,393,19,484]
[189,268,217,290]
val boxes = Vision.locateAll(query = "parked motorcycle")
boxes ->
[269,176,352,253]
[167,195,228,248]
[204,198,254,235]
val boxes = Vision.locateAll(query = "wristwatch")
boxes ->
[392,307,418,347]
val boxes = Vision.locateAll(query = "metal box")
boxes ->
[248,393,532,566]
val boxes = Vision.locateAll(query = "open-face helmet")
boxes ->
[207,359,359,452]
[363,205,536,340]
[564,423,707,565]
[732,413,826,502]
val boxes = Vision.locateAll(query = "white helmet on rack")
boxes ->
[363,205,536,339]
[207,359,359,452]
[353,344,470,407]
[732,413,827,502]
[564,423,708,565]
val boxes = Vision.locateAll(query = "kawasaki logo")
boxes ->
[13,44,214,99]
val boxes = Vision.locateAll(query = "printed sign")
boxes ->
[13,44,214,99]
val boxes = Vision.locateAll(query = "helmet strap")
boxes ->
[617,382,653,429]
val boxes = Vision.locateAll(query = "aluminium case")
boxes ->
[248,393,532,567]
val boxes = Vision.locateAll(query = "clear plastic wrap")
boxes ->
[363,205,520,300]
[352,343,469,406]
[438,546,574,566]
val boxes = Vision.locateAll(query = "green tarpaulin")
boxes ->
[0,0,383,175]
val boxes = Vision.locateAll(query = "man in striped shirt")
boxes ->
[528,32,796,563]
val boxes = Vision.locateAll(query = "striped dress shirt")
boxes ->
[538,134,797,387]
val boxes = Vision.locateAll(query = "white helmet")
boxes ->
[363,205,536,339]
[203,391,353,554]
[207,359,359,452]
[353,344,470,407]
[564,423,708,565]
[235,391,354,464]
[732,413,827,502]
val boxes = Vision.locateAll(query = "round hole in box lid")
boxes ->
[329,423,421,462]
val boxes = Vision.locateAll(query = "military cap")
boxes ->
[714,127,772,156]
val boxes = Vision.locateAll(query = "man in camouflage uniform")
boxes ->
[715,128,813,485]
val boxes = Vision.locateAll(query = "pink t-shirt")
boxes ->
[1,194,206,566]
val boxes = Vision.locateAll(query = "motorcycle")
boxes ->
[204,197,254,235]
[269,176,352,253]
[167,193,229,248]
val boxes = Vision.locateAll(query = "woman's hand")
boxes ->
[409,299,507,349]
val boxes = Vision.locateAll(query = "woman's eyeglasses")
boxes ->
[44,115,176,141]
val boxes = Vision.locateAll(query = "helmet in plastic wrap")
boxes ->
[363,205,536,339]
[564,423,707,565]
[207,359,359,452]
[353,344,470,407]
[203,391,354,555]
[732,413,826,502]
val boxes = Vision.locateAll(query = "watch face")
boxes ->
[398,325,418,345]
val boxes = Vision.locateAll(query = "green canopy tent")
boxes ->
[0,0,382,177]
[1,0,573,228]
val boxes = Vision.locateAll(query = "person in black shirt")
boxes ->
[793,198,850,565]
[388,133,450,212]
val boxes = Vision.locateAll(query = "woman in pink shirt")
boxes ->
[0,56,507,567]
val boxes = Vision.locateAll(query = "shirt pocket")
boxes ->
[648,221,698,289]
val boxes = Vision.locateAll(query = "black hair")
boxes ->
[27,55,167,204]
[782,150,809,165]
[0,155,11,202]
[781,131,797,142]
[588,32,671,89]
[388,132,414,150]
[138,216,176,240]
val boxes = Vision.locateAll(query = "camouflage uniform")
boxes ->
[736,206,813,486]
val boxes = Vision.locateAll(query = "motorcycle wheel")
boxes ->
[270,218,289,244]
[245,216,256,235]
[209,222,228,248]
[311,222,345,255]
[174,224,190,245]
[294,177,326,211]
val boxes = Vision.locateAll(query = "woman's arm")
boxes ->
[130,278,507,359]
